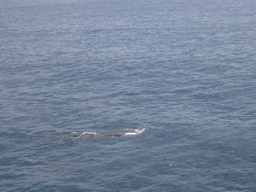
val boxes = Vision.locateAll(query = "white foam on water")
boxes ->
[79,131,97,138]
[123,128,147,136]
[71,131,98,139]
[80,131,97,136]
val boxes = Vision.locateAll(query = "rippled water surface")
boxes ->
[1,0,256,191]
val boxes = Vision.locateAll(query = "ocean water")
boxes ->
[0,0,256,191]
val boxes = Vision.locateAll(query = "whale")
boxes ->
[43,127,149,145]
[71,127,148,139]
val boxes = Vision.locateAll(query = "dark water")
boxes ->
[1,0,256,191]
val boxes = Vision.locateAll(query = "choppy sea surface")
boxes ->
[1,0,256,191]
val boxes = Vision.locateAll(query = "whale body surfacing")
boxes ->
[71,127,148,139]
[44,127,149,145]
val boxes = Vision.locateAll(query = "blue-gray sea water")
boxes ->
[0,0,256,191]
